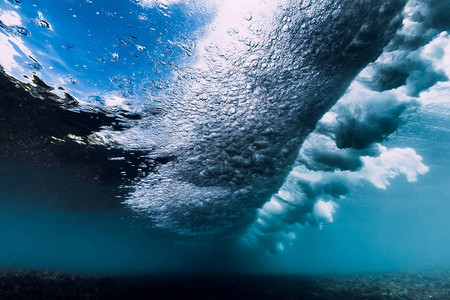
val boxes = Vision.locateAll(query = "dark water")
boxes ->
[1,271,450,299]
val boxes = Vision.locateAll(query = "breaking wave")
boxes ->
[123,0,407,237]
[1,0,448,253]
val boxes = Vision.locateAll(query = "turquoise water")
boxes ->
[0,105,448,274]
[259,106,450,273]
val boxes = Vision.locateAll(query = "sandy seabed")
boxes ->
[0,270,449,299]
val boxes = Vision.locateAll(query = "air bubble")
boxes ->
[227,28,239,36]
[244,11,253,21]
[7,0,21,6]
[88,95,105,105]
[26,62,42,71]
[97,56,106,63]
[12,26,30,36]
[38,20,51,28]
[118,38,128,46]
[138,14,148,22]
[128,36,138,44]
[106,12,118,19]
[62,43,75,51]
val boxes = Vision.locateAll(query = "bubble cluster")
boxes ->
[124,0,407,238]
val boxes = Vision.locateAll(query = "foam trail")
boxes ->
[243,0,450,251]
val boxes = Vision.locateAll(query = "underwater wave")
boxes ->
[0,0,449,254]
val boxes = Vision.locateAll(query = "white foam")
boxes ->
[362,146,429,189]
[313,200,338,223]
[120,1,410,238]
[242,0,448,251]
[134,0,183,9]
[0,9,21,26]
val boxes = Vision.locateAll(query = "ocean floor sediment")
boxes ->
[0,270,449,299]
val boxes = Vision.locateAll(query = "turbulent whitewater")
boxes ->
[125,0,406,236]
